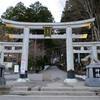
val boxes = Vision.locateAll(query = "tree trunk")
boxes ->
[41,40,45,58]
[34,39,37,59]
[79,0,100,40]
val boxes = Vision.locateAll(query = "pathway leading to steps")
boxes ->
[5,66,67,85]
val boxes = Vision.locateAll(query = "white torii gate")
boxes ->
[0,42,23,64]
[1,18,95,82]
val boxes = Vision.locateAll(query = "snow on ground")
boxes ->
[76,75,87,80]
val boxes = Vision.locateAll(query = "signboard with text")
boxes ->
[14,65,19,73]
[20,59,26,74]
[93,68,100,78]
[44,27,52,37]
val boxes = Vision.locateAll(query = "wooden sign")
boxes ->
[42,73,52,81]
[44,26,52,37]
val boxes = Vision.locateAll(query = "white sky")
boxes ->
[0,0,66,22]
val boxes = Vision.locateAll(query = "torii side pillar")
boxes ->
[19,27,30,81]
[64,25,76,83]
[0,45,4,65]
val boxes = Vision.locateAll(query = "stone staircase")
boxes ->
[0,86,11,95]
[0,86,100,97]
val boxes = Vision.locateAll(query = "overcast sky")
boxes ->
[0,0,66,22]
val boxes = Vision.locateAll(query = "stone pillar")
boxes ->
[20,27,29,79]
[78,53,81,64]
[66,26,74,71]
[64,25,77,83]
[0,45,4,65]
[92,45,97,59]
[12,46,15,50]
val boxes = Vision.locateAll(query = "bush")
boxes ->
[28,55,50,73]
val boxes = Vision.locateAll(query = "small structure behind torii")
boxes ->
[0,41,100,64]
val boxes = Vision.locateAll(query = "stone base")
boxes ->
[64,78,77,83]
[67,69,75,78]
[0,78,6,85]
[20,73,28,78]
[85,78,100,87]
[16,78,30,82]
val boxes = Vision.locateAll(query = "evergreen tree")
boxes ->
[2,2,27,21]
[1,1,54,22]
[27,1,54,22]
[61,0,89,22]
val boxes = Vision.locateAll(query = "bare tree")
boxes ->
[79,0,100,40]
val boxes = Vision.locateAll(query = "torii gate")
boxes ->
[0,42,23,64]
[1,18,95,82]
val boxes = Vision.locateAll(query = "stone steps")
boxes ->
[11,87,92,91]
[0,86,11,95]
[0,86,100,96]
[9,91,96,96]
[0,86,11,91]
[40,87,91,91]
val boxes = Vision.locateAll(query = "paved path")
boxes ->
[5,66,67,86]
[4,66,99,89]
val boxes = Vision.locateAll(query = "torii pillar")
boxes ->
[64,25,76,83]
[17,27,30,82]
[0,45,4,65]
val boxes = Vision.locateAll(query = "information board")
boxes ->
[93,68,100,78]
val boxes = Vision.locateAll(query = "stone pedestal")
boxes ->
[64,70,77,83]
[85,64,100,87]
[0,64,6,85]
